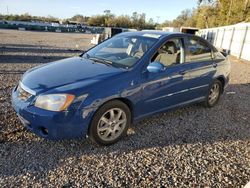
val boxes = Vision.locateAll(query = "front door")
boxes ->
[139,37,192,116]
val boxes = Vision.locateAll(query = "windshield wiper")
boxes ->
[81,52,90,59]
[89,56,113,66]
[85,53,90,59]
[82,54,116,67]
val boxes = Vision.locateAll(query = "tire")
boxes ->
[88,100,131,146]
[204,79,223,108]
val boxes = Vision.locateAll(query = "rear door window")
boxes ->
[186,37,213,62]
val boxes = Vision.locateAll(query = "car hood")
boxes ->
[21,56,125,94]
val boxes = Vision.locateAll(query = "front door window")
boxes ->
[151,38,184,67]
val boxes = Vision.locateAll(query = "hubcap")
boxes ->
[208,83,220,105]
[97,108,127,142]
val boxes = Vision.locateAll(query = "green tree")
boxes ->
[70,14,87,23]
[87,15,106,26]
[171,9,194,27]
[107,15,132,28]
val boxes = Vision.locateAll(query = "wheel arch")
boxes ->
[215,76,226,93]
[86,97,134,138]
[116,98,134,120]
[98,97,134,121]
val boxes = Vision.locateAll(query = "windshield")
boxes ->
[82,35,158,68]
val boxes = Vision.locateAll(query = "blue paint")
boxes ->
[12,32,231,140]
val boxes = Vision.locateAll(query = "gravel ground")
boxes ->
[0,29,250,187]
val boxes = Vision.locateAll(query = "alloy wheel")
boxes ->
[97,108,127,142]
[208,82,220,105]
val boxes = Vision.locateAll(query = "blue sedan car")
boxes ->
[12,31,230,145]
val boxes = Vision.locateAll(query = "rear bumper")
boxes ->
[11,88,94,140]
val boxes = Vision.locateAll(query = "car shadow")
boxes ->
[0,83,249,177]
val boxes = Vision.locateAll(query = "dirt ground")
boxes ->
[0,29,93,64]
[0,29,249,187]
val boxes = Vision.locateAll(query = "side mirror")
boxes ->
[219,48,230,57]
[147,62,165,73]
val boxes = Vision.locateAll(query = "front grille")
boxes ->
[17,84,33,101]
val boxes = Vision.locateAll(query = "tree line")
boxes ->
[1,0,250,29]
[0,11,155,30]
[161,0,250,28]
[0,13,59,23]
[87,11,155,29]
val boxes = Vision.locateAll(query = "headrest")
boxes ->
[165,41,177,54]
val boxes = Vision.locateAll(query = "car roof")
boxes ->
[116,31,216,50]
[119,31,190,37]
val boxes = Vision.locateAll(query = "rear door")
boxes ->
[180,36,217,100]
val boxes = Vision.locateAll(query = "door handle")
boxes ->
[213,63,218,68]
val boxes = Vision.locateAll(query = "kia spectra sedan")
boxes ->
[12,31,230,145]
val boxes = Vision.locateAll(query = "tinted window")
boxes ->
[186,38,212,62]
[152,38,183,66]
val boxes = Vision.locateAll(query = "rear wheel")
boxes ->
[204,80,222,107]
[88,100,131,145]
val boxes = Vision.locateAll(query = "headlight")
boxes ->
[34,94,75,112]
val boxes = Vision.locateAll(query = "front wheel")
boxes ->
[88,100,131,146]
[204,80,223,107]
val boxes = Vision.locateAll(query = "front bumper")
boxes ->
[11,87,94,140]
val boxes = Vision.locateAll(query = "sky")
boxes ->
[0,0,198,23]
